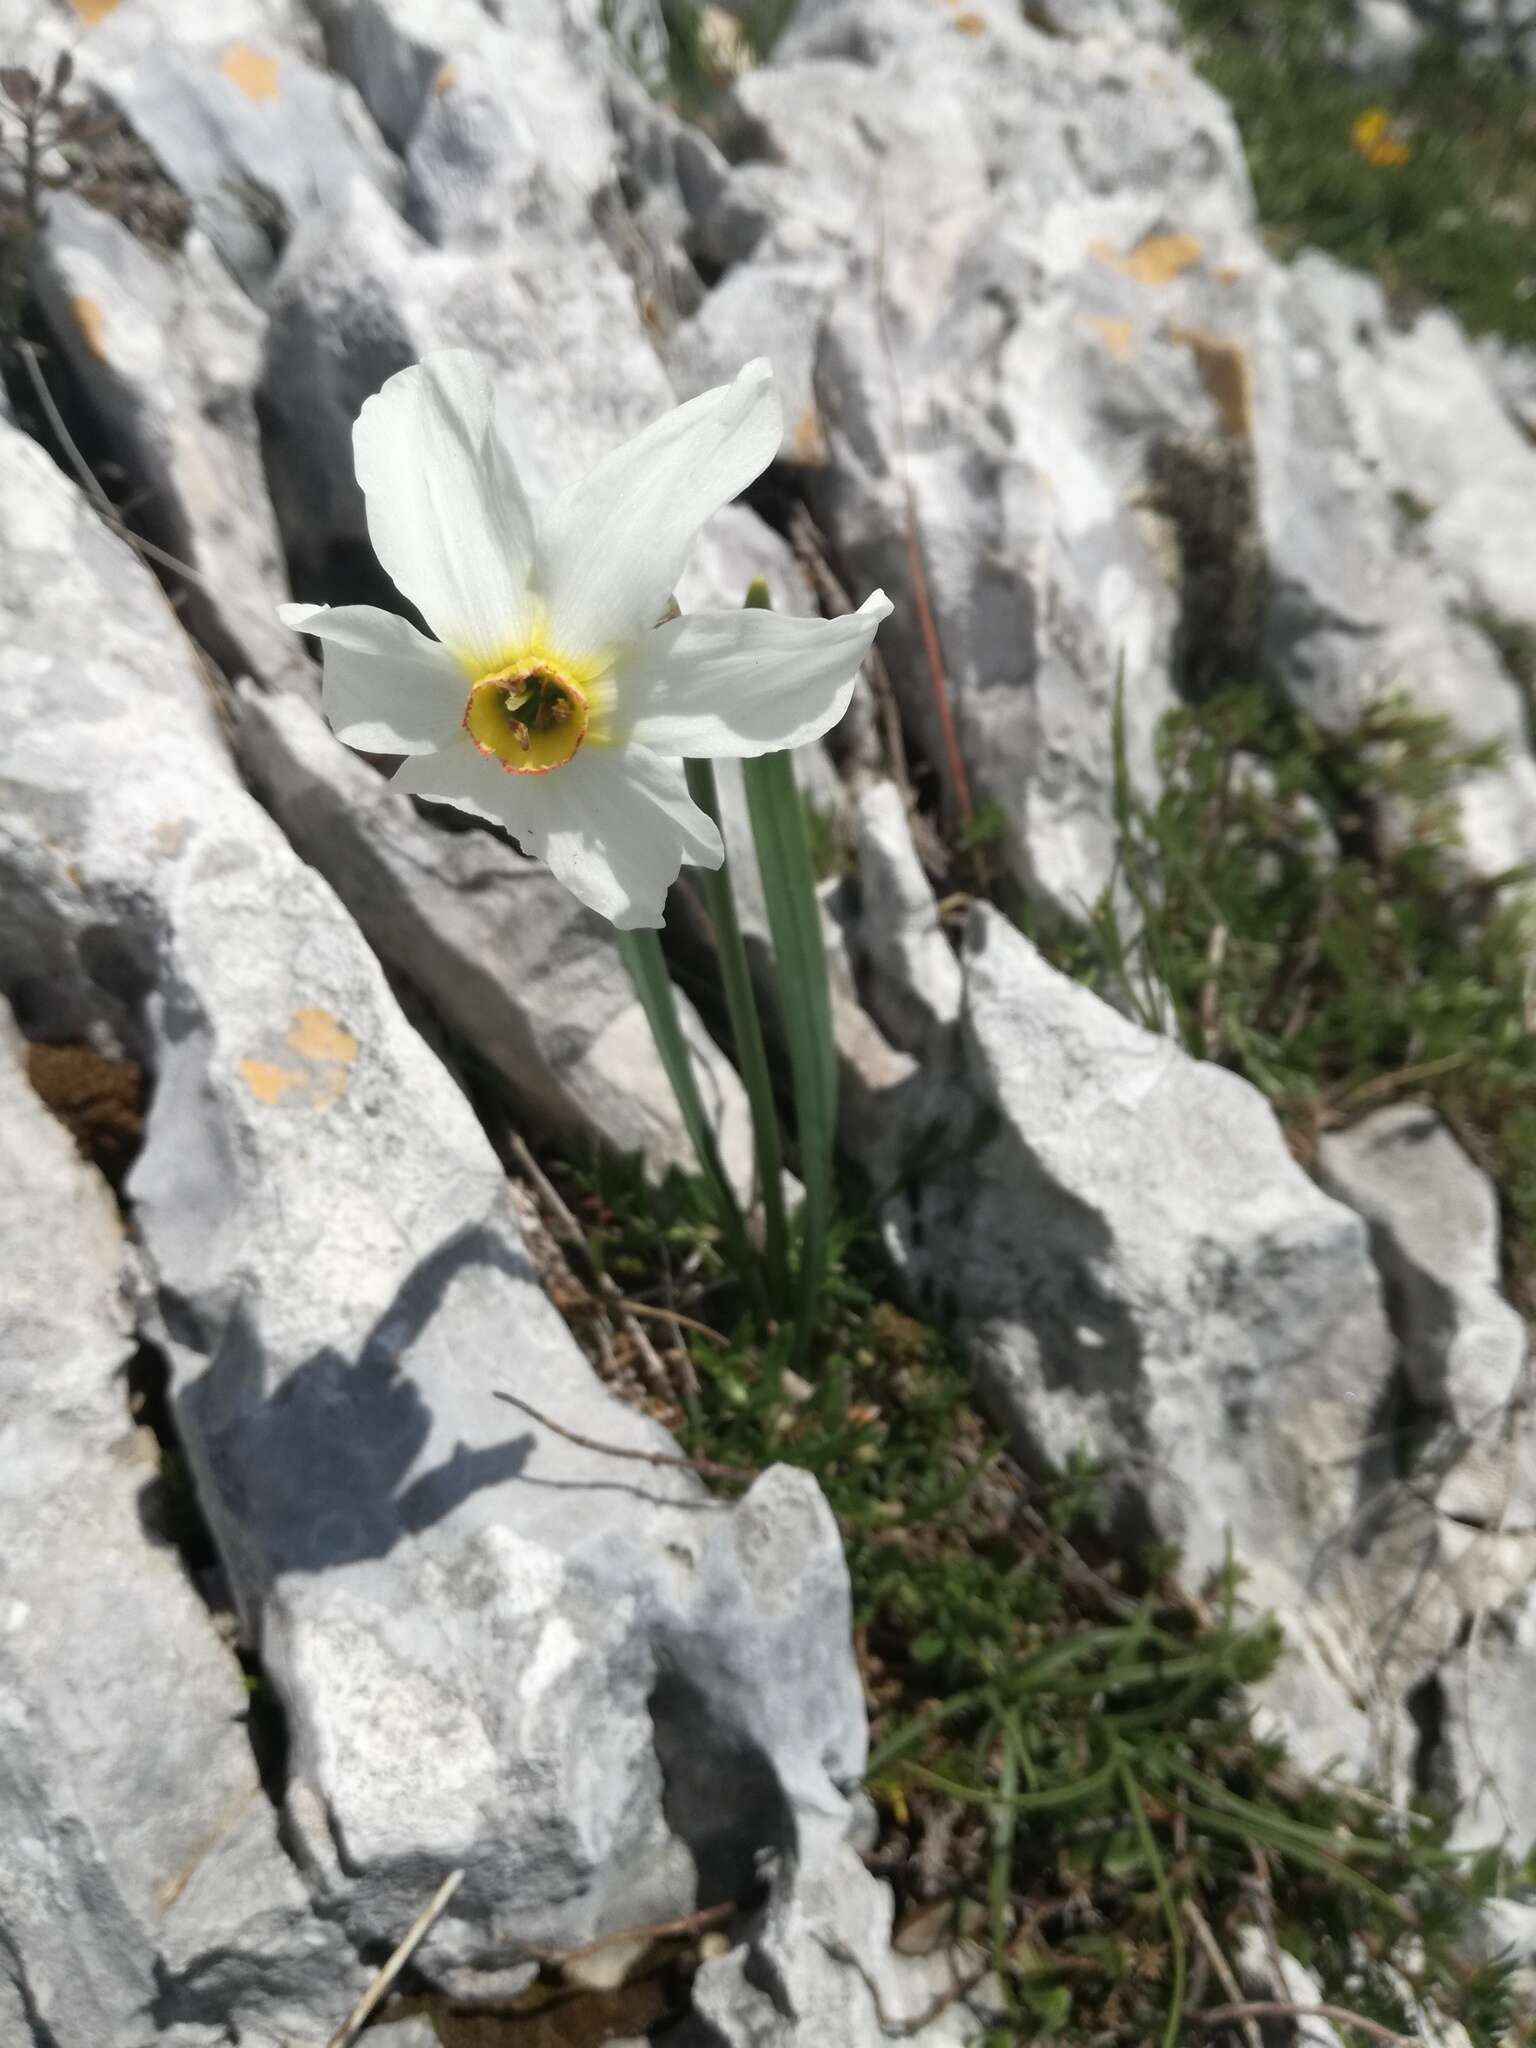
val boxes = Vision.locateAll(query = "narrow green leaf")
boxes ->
[615,926,752,1279]
[740,581,838,1367]
[1115,1748,1187,2048]
[685,755,790,1312]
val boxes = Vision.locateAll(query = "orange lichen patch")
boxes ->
[69,0,120,22]
[241,1008,358,1111]
[791,405,828,466]
[239,1058,302,1107]
[1091,230,1203,288]
[287,1007,359,1065]
[952,9,986,30]
[220,45,280,102]
[1080,314,1135,361]
[434,60,458,96]
[1168,322,1254,438]
[72,295,108,362]
[1213,263,1243,286]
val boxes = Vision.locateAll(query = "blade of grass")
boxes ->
[685,754,790,1314]
[616,927,755,1292]
[1115,1747,1187,2048]
[740,581,838,1368]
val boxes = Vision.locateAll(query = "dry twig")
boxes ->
[325,1868,463,2048]
[493,1389,757,1487]
[1188,2001,1417,2046]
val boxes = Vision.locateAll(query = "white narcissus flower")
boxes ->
[280,352,892,928]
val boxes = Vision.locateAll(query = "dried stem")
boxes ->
[1187,2001,1417,2046]
[326,1868,464,2048]
[492,1389,757,1487]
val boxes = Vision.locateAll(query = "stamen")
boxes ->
[464,661,589,775]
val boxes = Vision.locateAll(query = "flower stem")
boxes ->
[615,927,753,1285]
[685,755,791,1315]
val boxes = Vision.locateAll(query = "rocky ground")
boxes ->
[2,0,1536,2043]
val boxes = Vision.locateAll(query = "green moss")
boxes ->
[1172,0,1536,344]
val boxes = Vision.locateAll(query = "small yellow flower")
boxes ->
[1352,107,1412,169]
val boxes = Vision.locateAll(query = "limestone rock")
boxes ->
[34,194,299,687]
[0,415,867,1997]
[849,779,960,1059]
[885,903,1398,1765]
[1317,1103,1527,1431]
[236,681,759,1196]
[1438,1585,1536,1850]
[316,0,617,240]
[261,174,672,582]
[686,1815,993,2048]
[0,1006,363,2047]
[642,0,1536,908]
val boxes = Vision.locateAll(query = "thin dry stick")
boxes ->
[1187,2002,1417,2046]
[493,1389,757,1487]
[501,1125,687,1404]
[871,204,973,831]
[326,1868,464,2048]
[1183,1903,1262,2048]
[788,502,913,805]
[616,1296,730,1348]
[15,341,277,638]
[509,1898,736,1967]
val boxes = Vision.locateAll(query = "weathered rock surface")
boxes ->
[848,779,960,1060]
[34,194,299,688]
[236,680,759,1196]
[260,172,673,584]
[1317,1103,1527,1432]
[640,0,1536,902]
[0,417,866,2005]
[685,1815,993,2047]
[880,901,1401,1766]
[1438,1584,1536,1851]
[0,1006,364,2047]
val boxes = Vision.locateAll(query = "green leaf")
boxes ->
[615,927,752,1286]
[740,581,838,1369]
[685,755,791,1313]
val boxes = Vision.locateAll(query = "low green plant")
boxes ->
[1173,0,1536,344]
[1054,684,1536,1299]
[553,1163,1529,2043]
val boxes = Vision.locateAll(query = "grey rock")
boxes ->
[1235,1929,1347,2047]
[850,779,961,1059]
[1317,1103,1527,1429]
[645,0,1536,910]
[687,1813,995,2048]
[261,173,672,579]
[1258,255,1536,877]
[236,680,759,1197]
[33,194,300,688]
[51,6,397,291]
[885,903,1399,1769]
[0,413,866,1996]
[1438,1584,1536,1850]
[1345,0,1428,76]
[317,0,617,239]
[0,1006,364,2048]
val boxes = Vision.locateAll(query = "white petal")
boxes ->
[393,741,723,928]
[537,361,781,662]
[619,590,893,757]
[280,602,468,753]
[353,351,538,674]
[526,745,723,928]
